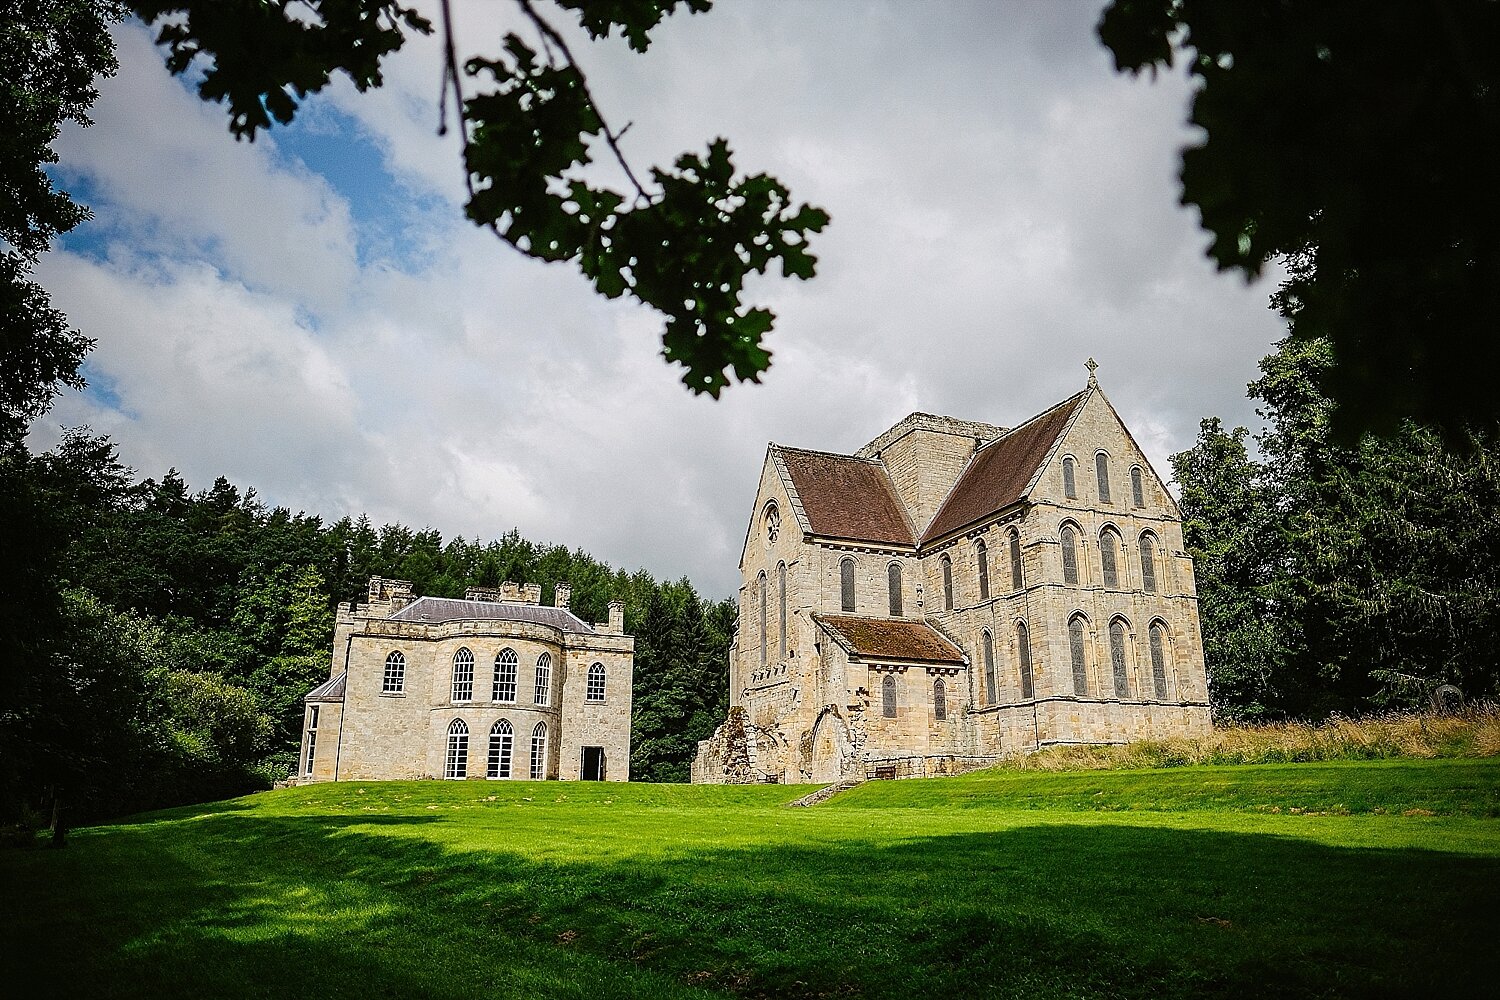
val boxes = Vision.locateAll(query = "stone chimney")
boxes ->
[496,581,542,605]
[554,582,572,610]
[464,586,504,603]
[607,600,624,634]
[366,576,415,614]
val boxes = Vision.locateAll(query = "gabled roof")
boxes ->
[389,597,594,633]
[305,671,347,703]
[776,446,915,547]
[814,614,966,665]
[921,391,1087,544]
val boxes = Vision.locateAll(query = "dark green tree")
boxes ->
[1100,0,1500,437]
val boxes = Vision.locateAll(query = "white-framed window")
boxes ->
[586,662,606,702]
[488,719,513,779]
[530,722,547,779]
[445,718,469,779]
[534,652,551,706]
[382,651,405,693]
[451,647,475,702]
[303,704,320,776]
[493,648,518,702]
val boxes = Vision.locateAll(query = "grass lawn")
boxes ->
[4,758,1498,998]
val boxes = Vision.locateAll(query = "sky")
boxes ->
[32,0,1288,598]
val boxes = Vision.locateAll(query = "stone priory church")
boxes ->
[299,579,634,782]
[693,368,1211,784]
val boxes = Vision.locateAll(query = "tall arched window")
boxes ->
[758,571,768,665]
[1061,524,1080,585]
[586,662,606,702]
[383,651,405,693]
[1062,456,1077,499]
[982,629,997,705]
[487,719,513,779]
[529,722,547,779]
[1149,621,1171,700]
[1068,615,1089,696]
[1009,528,1023,590]
[1096,452,1112,503]
[1109,618,1130,698]
[533,652,551,706]
[452,647,475,702]
[933,678,947,720]
[1131,466,1145,507]
[445,719,469,779]
[888,562,903,616]
[1017,621,1034,700]
[778,562,788,660]
[881,675,897,718]
[493,648,518,702]
[976,540,990,600]
[941,555,954,610]
[1100,529,1121,588]
[1139,533,1158,594]
[840,557,856,612]
[763,500,780,543]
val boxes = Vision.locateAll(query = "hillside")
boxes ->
[4,759,1497,998]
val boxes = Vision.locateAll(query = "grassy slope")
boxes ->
[3,760,1498,999]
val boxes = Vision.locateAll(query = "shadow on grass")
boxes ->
[5,811,1497,999]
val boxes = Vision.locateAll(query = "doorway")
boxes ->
[581,746,606,781]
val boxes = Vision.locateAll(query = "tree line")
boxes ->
[2,434,732,828]
[1172,336,1500,722]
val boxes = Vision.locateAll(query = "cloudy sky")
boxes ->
[33,0,1287,597]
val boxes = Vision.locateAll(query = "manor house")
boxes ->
[692,368,1211,783]
[300,577,633,782]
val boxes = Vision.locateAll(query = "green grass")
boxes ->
[4,759,1498,998]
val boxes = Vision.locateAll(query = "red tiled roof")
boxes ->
[815,614,966,664]
[778,447,914,546]
[921,392,1085,544]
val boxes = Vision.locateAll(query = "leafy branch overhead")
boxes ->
[129,0,829,396]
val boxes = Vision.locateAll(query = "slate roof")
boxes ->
[389,597,594,633]
[777,447,915,546]
[814,614,966,665]
[921,391,1086,544]
[304,671,347,703]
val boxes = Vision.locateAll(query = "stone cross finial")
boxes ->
[1085,357,1099,386]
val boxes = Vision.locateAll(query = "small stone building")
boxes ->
[300,577,633,782]
[692,369,1211,784]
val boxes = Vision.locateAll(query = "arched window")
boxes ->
[1131,466,1145,508]
[1100,529,1121,588]
[778,562,788,660]
[382,651,405,693]
[1017,621,1034,700]
[1062,456,1077,499]
[941,554,954,610]
[758,571,768,665]
[452,647,475,702]
[493,648,518,702]
[976,540,990,600]
[1068,615,1089,696]
[1060,523,1080,585]
[881,675,897,718]
[533,652,551,706]
[1009,528,1023,590]
[487,719,513,779]
[982,629,997,705]
[840,557,856,612]
[763,500,780,544]
[1109,618,1130,698]
[934,678,947,720]
[1149,621,1171,700]
[529,722,547,779]
[888,562,903,616]
[1139,533,1158,594]
[587,662,606,702]
[1096,452,1112,503]
[445,719,469,779]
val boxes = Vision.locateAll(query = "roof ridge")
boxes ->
[773,442,883,465]
[973,389,1088,456]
